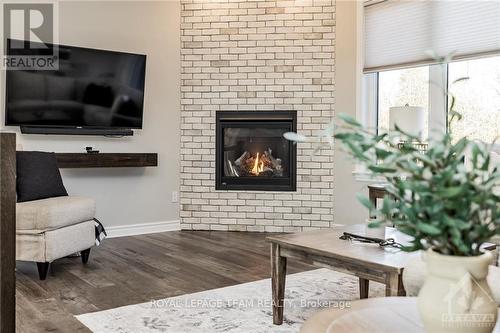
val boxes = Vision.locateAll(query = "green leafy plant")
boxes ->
[285,97,500,257]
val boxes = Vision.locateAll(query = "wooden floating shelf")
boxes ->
[55,153,158,168]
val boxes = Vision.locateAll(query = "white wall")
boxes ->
[0,1,181,232]
[333,0,369,225]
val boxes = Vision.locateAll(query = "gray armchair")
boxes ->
[16,196,96,280]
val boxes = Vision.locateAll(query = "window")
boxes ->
[369,55,500,144]
[377,67,429,137]
[448,57,500,143]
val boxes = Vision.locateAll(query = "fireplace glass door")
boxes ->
[216,111,296,191]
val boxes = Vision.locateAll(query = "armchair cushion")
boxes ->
[16,196,95,232]
[16,220,95,262]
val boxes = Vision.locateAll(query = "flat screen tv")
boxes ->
[5,39,146,132]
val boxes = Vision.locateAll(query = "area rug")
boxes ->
[76,269,384,333]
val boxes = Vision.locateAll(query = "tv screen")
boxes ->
[5,40,146,129]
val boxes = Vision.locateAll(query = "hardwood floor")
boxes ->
[16,231,313,333]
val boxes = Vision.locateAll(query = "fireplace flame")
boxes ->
[251,152,265,176]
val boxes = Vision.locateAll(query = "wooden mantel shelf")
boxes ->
[55,153,158,168]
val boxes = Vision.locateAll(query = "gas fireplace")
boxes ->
[216,111,297,191]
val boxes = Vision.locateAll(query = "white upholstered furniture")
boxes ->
[16,196,96,280]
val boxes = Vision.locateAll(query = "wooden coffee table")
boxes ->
[300,297,500,333]
[267,224,416,325]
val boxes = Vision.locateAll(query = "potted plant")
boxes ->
[285,95,500,332]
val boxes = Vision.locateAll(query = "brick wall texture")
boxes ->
[180,0,335,232]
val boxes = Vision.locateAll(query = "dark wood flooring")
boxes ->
[16,231,313,333]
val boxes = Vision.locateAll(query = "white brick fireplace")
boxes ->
[180,0,335,232]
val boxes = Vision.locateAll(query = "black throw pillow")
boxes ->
[16,151,68,203]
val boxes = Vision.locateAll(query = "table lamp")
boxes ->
[389,105,426,140]
[389,104,427,152]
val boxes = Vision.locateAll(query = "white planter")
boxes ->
[418,250,497,333]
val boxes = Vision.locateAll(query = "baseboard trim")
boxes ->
[106,220,180,238]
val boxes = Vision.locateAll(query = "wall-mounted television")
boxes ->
[5,39,146,135]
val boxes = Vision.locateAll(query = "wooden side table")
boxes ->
[301,297,500,333]
[368,184,388,208]
[368,184,388,218]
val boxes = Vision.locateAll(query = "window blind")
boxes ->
[364,0,500,73]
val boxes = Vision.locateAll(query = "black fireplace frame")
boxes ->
[216,111,297,191]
